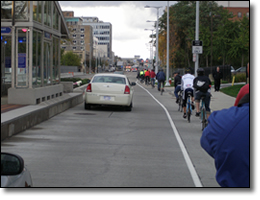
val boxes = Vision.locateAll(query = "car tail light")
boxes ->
[124,85,130,94]
[86,83,92,92]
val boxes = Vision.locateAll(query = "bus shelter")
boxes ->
[1,1,69,104]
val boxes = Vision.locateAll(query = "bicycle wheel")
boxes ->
[178,96,182,111]
[179,93,183,112]
[187,97,191,122]
[201,107,206,131]
[161,82,163,95]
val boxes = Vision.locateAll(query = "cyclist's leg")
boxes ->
[195,91,201,116]
[161,81,165,92]
[174,85,180,99]
[205,92,211,119]
[182,89,187,117]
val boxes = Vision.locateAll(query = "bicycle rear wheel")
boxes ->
[178,97,182,112]
[187,97,191,122]
[161,82,163,95]
[201,107,206,131]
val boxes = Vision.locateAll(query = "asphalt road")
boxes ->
[1,72,219,187]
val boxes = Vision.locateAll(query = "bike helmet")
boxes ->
[197,68,205,75]
[185,68,191,74]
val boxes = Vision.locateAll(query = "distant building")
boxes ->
[61,14,94,72]
[81,17,112,64]
[216,1,249,21]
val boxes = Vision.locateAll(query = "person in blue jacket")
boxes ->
[200,93,249,187]
[156,68,166,92]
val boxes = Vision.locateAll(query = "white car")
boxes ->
[1,152,33,187]
[85,74,136,111]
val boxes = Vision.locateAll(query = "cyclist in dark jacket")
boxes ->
[156,69,166,91]
[200,93,249,187]
[173,71,182,103]
[193,68,212,118]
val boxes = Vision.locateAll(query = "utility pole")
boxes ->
[194,1,199,77]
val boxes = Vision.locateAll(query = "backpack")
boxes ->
[194,79,209,93]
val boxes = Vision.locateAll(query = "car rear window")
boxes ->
[92,76,126,84]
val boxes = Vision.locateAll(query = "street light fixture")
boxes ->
[145,5,162,74]
[144,29,155,69]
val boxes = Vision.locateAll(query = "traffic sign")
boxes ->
[1,27,11,34]
[192,40,203,54]
[192,40,203,46]
[192,46,203,54]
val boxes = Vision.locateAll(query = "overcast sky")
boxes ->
[59,1,253,61]
[59,1,177,60]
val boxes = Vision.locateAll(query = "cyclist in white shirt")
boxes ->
[181,68,195,119]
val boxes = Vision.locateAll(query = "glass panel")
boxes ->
[44,1,47,25]
[44,42,51,85]
[52,4,56,29]
[33,30,42,87]
[15,1,28,20]
[56,9,59,30]
[33,1,41,23]
[38,1,41,23]
[47,1,51,27]
[1,1,12,19]
[1,35,12,93]
[17,29,28,87]
[33,1,37,21]
[52,37,59,84]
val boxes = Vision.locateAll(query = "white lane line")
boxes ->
[137,82,203,187]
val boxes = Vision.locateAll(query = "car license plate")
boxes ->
[103,96,111,101]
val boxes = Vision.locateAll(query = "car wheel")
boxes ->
[125,102,132,111]
[84,102,91,110]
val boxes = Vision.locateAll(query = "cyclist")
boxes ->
[156,68,166,92]
[173,71,182,103]
[150,69,156,88]
[181,68,195,119]
[139,69,144,83]
[193,68,212,118]
[145,69,150,85]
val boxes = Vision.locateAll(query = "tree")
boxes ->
[156,1,249,71]
[61,51,81,66]
[227,15,249,67]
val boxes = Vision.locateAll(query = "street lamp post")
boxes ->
[165,1,170,86]
[145,5,162,74]
[87,43,92,74]
[144,29,155,69]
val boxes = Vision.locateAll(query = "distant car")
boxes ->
[1,152,33,187]
[132,68,137,72]
[236,66,247,73]
[85,73,136,111]
[114,71,124,75]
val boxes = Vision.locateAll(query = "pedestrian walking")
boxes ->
[213,66,223,92]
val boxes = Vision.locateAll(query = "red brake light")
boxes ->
[124,85,130,94]
[86,83,92,92]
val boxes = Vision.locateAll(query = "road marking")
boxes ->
[137,82,203,187]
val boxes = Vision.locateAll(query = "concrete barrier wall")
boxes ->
[1,93,83,141]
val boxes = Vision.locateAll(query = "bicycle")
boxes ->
[200,96,208,131]
[186,91,193,123]
[151,78,155,88]
[178,90,183,112]
[160,81,164,95]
